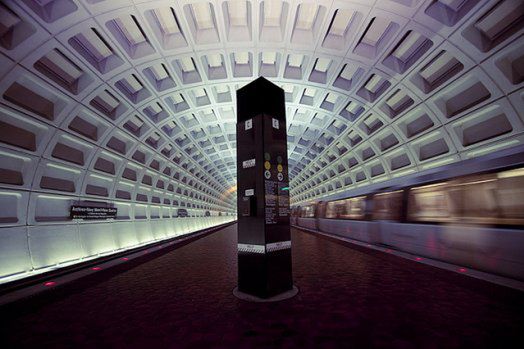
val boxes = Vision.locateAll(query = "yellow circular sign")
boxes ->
[264,161,271,170]
[277,164,283,172]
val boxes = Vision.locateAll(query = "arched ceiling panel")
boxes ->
[0,0,523,213]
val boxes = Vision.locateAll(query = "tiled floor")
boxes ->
[1,224,523,348]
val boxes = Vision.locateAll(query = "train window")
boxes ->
[496,168,524,224]
[407,167,524,225]
[340,196,366,220]
[372,190,403,221]
[301,205,315,218]
[317,202,328,219]
[498,167,524,179]
[324,196,367,220]
[407,182,451,222]
[449,174,498,222]
[325,201,339,218]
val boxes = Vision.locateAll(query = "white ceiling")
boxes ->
[0,0,523,212]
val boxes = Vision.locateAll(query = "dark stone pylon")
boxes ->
[235,77,295,300]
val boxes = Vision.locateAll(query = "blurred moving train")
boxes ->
[291,145,524,281]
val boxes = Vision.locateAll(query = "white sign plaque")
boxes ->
[242,158,255,168]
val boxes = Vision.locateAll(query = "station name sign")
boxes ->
[70,206,117,220]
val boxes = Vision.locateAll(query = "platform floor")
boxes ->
[1,224,524,348]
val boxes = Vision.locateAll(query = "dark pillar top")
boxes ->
[237,77,286,123]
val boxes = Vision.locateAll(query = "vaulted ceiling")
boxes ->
[0,0,523,213]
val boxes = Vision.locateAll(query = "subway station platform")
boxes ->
[1,224,523,349]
